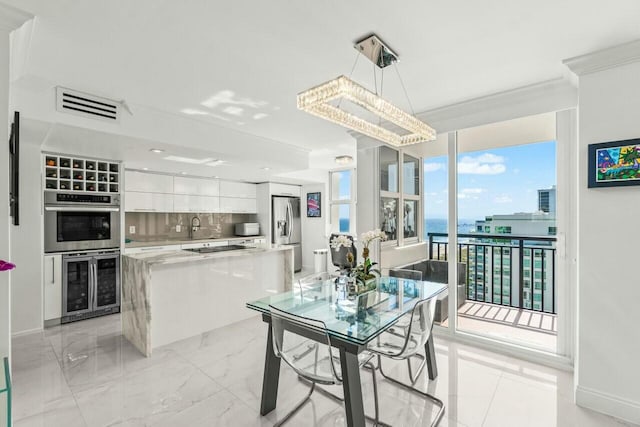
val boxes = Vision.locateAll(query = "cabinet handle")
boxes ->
[51,257,55,285]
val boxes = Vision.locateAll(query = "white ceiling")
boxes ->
[7,0,640,180]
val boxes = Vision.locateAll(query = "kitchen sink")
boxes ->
[183,244,250,254]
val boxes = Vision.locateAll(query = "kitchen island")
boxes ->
[122,244,293,356]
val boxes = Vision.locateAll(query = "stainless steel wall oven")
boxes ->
[44,192,120,253]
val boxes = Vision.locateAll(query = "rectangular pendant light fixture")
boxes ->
[297,75,435,146]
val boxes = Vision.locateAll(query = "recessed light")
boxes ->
[335,155,353,165]
[262,167,271,171]
[180,171,188,175]
[150,148,164,153]
[213,175,219,179]
[142,167,149,171]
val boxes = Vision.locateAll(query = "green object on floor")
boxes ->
[0,357,10,427]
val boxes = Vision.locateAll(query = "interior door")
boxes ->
[62,255,93,316]
[93,254,120,310]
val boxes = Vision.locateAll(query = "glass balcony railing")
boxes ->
[428,232,557,314]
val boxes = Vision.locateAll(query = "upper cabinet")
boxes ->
[173,177,219,196]
[270,183,301,197]
[219,181,256,199]
[125,171,173,193]
[124,170,257,214]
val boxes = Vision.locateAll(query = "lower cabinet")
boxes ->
[43,254,62,321]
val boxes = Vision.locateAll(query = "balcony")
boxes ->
[428,232,557,348]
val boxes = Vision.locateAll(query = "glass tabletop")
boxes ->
[247,276,446,346]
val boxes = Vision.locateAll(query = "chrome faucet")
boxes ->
[189,216,201,239]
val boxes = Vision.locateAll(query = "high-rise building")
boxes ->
[538,185,556,214]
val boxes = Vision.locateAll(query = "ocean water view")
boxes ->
[337,218,479,238]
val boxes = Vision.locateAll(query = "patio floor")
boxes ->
[440,301,557,351]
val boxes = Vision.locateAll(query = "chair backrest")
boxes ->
[368,294,437,359]
[269,305,342,385]
[389,268,422,281]
[297,271,332,301]
[329,233,357,269]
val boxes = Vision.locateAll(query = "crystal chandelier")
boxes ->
[297,34,436,147]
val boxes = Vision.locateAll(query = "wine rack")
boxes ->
[44,154,120,193]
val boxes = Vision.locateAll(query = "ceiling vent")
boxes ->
[56,87,120,123]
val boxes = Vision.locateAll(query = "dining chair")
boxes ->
[387,268,428,384]
[290,271,332,362]
[269,305,389,426]
[329,233,357,270]
[366,294,445,427]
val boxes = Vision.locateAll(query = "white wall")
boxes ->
[573,60,640,424]
[10,138,42,334]
[300,183,328,272]
[0,3,33,363]
[0,22,11,362]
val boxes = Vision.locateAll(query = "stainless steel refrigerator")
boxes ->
[272,195,302,272]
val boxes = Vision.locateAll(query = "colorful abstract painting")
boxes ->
[589,139,640,188]
[306,192,321,217]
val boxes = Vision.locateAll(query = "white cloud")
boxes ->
[461,188,485,194]
[424,162,445,172]
[458,188,485,199]
[494,194,512,203]
[458,153,506,175]
[426,192,439,196]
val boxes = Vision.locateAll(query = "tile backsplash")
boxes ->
[125,212,258,241]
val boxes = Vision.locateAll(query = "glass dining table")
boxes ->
[246,276,447,427]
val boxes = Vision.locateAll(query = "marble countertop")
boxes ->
[125,235,267,249]
[122,243,292,265]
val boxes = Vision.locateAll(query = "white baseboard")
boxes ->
[12,327,42,337]
[575,385,640,425]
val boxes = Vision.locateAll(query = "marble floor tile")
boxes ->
[73,356,222,426]
[153,388,270,427]
[13,395,87,427]
[483,375,633,427]
[9,313,635,427]
[11,357,73,421]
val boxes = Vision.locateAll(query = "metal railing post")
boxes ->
[518,239,524,309]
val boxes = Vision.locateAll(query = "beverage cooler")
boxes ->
[62,250,120,323]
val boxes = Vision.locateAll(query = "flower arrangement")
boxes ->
[329,230,387,295]
[352,229,387,290]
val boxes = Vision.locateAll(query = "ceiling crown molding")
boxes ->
[563,39,640,76]
[0,2,32,32]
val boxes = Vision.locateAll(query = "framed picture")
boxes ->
[588,138,640,188]
[306,192,321,217]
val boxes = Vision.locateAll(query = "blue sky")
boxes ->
[424,140,557,220]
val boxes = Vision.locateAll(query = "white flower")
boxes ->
[360,229,387,247]
[330,234,353,249]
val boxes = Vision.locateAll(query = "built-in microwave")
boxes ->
[44,192,121,253]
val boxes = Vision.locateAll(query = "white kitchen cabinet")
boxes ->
[180,240,228,250]
[43,254,62,321]
[123,245,181,254]
[174,177,219,196]
[125,191,173,212]
[219,197,257,213]
[219,181,256,198]
[270,183,301,197]
[173,194,219,213]
[125,171,173,193]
